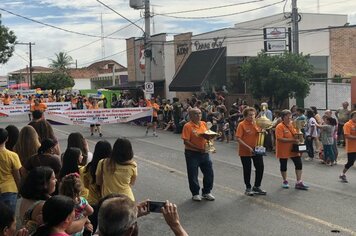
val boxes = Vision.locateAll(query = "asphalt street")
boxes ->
[2,115,356,236]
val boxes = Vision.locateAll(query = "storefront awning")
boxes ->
[169,47,226,92]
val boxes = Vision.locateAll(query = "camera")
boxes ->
[148,201,165,213]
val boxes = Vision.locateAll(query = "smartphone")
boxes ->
[148,201,165,213]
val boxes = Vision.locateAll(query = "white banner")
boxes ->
[46,107,153,125]
[0,102,71,117]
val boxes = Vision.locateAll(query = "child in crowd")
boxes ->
[0,202,28,236]
[96,138,137,202]
[223,118,230,143]
[60,173,94,236]
[33,195,76,236]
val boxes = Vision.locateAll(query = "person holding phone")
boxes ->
[235,107,266,196]
[181,108,215,201]
[97,195,188,236]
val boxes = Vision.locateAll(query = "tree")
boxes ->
[240,52,313,108]
[49,52,73,72]
[0,23,16,64]
[33,73,75,95]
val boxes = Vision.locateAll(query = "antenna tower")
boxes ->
[101,13,105,59]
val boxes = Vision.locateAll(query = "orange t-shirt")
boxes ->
[275,122,300,159]
[145,100,159,118]
[235,119,259,157]
[31,103,47,112]
[343,120,356,153]
[3,97,11,105]
[181,121,208,151]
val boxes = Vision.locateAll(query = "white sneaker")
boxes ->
[153,132,158,137]
[202,193,215,201]
[192,195,202,201]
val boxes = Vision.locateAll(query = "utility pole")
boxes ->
[16,42,35,88]
[291,0,299,54]
[144,0,151,84]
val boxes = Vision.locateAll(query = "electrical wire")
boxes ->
[0,7,126,40]
[96,0,145,34]
[154,0,285,19]
[158,0,266,15]
[66,18,144,54]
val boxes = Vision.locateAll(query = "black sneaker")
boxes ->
[252,186,267,195]
[245,188,254,196]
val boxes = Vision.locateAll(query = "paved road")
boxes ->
[2,115,356,236]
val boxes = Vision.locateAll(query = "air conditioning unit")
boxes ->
[129,0,145,9]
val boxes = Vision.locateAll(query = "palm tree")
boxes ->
[49,52,73,72]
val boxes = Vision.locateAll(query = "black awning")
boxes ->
[169,47,226,92]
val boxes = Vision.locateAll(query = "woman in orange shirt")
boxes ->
[275,110,308,190]
[235,107,266,196]
[89,99,102,137]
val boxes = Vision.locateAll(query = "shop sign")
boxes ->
[193,37,225,51]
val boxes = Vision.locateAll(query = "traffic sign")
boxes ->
[145,82,154,94]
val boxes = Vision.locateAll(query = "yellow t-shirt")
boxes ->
[81,166,101,205]
[78,166,89,199]
[0,148,22,193]
[96,159,137,201]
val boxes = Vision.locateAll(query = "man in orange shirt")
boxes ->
[236,107,266,196]
[145,97,160,137]
[339,111,356,183]
[181,108,215,201]
[276,109,308,190]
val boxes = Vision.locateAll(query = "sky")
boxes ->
[1,0,356,76]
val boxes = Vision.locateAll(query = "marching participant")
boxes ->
[275,109,309,190]
[181,108,215,201]
[88,99,102,137]
[236,107,266,196]
[339,111,356,183]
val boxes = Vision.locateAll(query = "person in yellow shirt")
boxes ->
[0,128,22,213]
[181,108,215,201]
[96,138,137,202]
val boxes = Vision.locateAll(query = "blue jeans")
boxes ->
[0,192,18,213]
[185,150,214,196]
[323,144,335,162]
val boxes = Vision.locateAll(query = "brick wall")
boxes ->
[330,27,356,77]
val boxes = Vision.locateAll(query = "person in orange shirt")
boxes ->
[236,107,266,196]
[26,96,34,121]
[2,94,11,105]
[30,99,47,112]
[181,108,215,202]
[145,97,160,137]
[275,109,308,190]
[89,99,102,137]
[339,111,356,183]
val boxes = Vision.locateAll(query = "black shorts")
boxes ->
[152,117,158,123]
[90,124,101,127]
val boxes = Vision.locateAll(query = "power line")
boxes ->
[96,0,145,34]
[66,18,144,53]
[0,7,126,40]
[154,0,285,19]
[158,0,266,15]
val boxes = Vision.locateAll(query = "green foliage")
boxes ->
[49,52,73,72]
[0,23,17,64]
[240,52,313,108]
[33,73,74,94]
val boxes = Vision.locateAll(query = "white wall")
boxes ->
[303,82,351,111]
[73,79,91,90]
[164,43,176,100]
